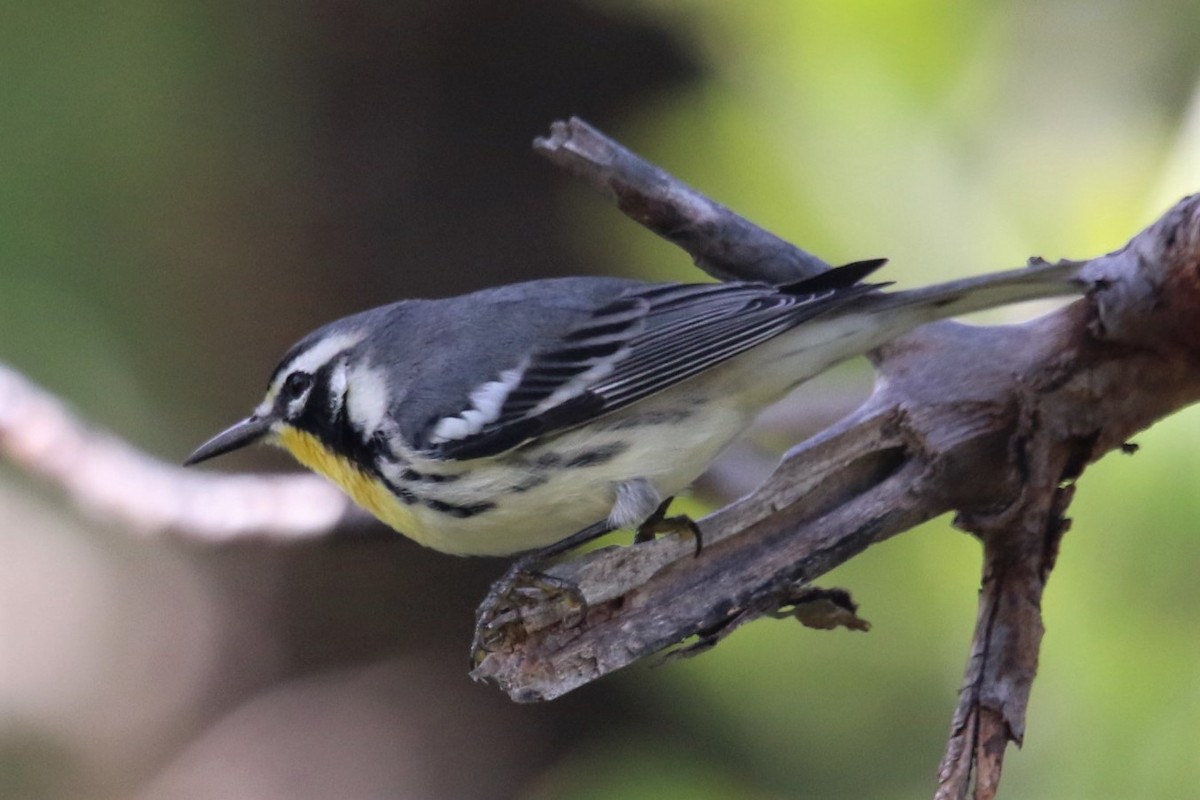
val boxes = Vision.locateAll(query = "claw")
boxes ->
[634,497,704,556]
[470,555,590,663]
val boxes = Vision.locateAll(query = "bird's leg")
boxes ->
[634,496,704,556]
[472,519,614,657]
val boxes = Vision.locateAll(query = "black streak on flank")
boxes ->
[509,473,551,493]
[565,442,628,468]
[535,453,563,468]
[400,468,459,484]
[423,498,496,518]
[380,477,418,505]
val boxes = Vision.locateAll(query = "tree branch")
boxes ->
[0,364,367,540]
[534,117,832,283]
[468,120,1200,797]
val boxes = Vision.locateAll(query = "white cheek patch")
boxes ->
[429,364,524,444]
[326,359,348,418]
[345,362,391,436]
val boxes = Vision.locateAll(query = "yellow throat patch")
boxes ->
[276,425,420,536]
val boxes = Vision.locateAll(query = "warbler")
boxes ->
[185,259,1081,558]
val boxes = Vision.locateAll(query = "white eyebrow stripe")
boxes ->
[265,332,365,403]
[286,332,365,377]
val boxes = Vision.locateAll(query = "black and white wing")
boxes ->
[426,259,888,461]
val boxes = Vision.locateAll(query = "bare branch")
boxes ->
[468,120,1200,796]
[535,117,833,282]
[0,364,367,540]
[935,431,1074,800]
[929,198,1200,798]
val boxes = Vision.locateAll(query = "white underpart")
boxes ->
[345,361,392,436]
[429,364,525,443]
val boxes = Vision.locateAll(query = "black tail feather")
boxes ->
[778,257,890,295]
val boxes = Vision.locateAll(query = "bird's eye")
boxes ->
[281,371,314,402]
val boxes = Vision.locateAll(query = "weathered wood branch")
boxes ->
[535,117,833,283]
[469,119,1200,799]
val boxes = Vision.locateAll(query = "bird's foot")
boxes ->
[634,497,703,556]
[471,549,594,666]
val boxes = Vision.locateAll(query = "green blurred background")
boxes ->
[3,2,1199,798]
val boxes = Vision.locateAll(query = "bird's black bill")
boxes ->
[184,416,271,465]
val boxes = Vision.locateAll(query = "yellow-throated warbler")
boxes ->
[185,259,1081,557]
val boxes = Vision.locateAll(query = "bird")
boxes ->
[185,259,1082,563]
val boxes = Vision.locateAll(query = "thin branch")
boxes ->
[935,420,1074,800]
[0,364,367,540]
[535,117,833,283]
